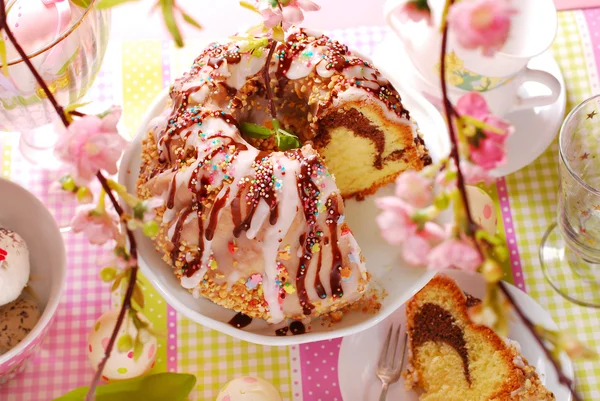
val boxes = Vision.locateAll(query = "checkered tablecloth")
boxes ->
[0,9,599,401]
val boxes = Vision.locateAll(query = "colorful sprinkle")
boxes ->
[246,273,263,290]
[283,282,296,294]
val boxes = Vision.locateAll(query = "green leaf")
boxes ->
[95,0,140,9]
[100,267,117,283]
[161,0,184,48]
[0,37,8,77]
[132,283,145,309]
[52,372,197,401]
[275,129,301,151]
[64,101,91,114]
[117,334,133,353]
[69,0,92,7]
[59,175,77,192]
[130,309,149,330]
[181,10,202,30]
[239,1,261,14]
[240,122,274,139]
[272,25,285,42]
[111,274,124,292]
[133,337,144,361]
[142,220,159,237]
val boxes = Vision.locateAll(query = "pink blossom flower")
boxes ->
[447,0,517,57]
[134,197,164,223]
[375,197,416,244]
[456,93,512,171]
[395,171,433,208]
[456,92,490,118]
[71,204,120,245]
[428,238,483,272]
[402,222,446,265]
[461,161,495,185]
[99,247,137,271]
[55,107,128,186]
[397,0,432,25]
[258,0,320,30]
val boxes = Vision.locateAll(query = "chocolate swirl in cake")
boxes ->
[411,303,471,384]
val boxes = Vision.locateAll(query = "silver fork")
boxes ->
[376,324,408,401]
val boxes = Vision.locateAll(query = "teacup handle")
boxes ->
[384,0,414,50]
[513,67,561,111]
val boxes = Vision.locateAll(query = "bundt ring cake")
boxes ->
[137,28,430,324]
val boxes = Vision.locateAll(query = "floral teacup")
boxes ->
[384,0,561,116]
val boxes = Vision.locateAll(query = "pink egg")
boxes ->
[466,186,497,235]
[87,309,157,381]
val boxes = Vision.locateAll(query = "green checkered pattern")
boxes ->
[506,12,600,399]
[177,319,292,400]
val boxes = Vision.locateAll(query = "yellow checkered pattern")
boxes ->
[506,13,600,399]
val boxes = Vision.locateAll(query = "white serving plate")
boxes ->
[339,270,574,401]
[118,77,450,345]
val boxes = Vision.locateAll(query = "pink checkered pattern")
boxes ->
[0,70,117,401]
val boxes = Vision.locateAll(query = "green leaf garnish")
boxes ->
[275,129,301,151]
[160,0,184,47]
[95,0,140,9]
[181,10,202,30]
[240,122,273,139]
[52,373,197,401]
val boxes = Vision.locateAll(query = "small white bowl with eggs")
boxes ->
[0,178,67,383]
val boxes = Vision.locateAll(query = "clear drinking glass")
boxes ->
[0,0,110,168]
[540,94,600,307]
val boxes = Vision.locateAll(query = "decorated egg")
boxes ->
[216,376,282,401]
[465,186,497,235]
[87,309,157,381]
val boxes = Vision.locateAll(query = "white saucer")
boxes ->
[373,33,567,177]
[338,270,574,401]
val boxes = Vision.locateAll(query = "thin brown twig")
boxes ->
[499,282,581,401]
[439,9,478,237]
[85,173,138,401]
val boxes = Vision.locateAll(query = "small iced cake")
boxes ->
[216,376,282,401]
[405,275,555,401]
[0,295,40,355]
[0,227,30,306]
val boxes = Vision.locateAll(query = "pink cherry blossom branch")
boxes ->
[439,2,581,399]
[84,172,139,401]
[0,2,141,398]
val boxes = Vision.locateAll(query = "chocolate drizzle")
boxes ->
[205,188,230,241]
[295,157,322,315]
[167,175,177,209]
[326,196,343,298]
[228,312,252,329]
[171,206,193,266]
[412,303,471,384]
[314,245,326,299]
